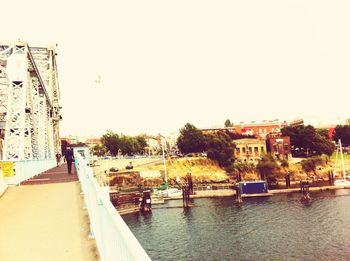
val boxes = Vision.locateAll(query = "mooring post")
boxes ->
[328,170,334,186]
[237,173,242,182]
[182,185,190,208]
[300,180,310,201]
[285,174,291,189]
[188,173,194,195]
[234,186,242,204]
[141,190,152,212]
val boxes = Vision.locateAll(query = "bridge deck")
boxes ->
[21,163,78,185]
[0,164,99,261]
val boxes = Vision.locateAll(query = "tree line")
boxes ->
[176,122,350,177]
[92,131,147,156]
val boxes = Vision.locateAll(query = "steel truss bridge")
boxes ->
[0,42,151,261]
[0,41,61,161]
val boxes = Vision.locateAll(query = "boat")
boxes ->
[152,135,183,198]
[150,196,165,204]
[334,139,350,186]
[157,188,182,198]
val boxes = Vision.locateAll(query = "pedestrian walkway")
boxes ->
[21,163,78,185]
[0,164,99,261]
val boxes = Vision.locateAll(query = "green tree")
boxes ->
[256,154,280,181]
[91,144,107,157]
[134,135,147,153]
[101,131,120,156]
[301,158,317,176]
[316,128,329,140]
[224,119,234,127]
[119,135,135,155]
[205,131,236,171]
[177,123,206,154]
[281,125,335,156]
[301,156,328,177]
[333,125,350,146]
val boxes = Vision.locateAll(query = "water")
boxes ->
[123,190,350,261]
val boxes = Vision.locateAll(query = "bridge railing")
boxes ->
[75,156,151,261]
[3,159,56,185]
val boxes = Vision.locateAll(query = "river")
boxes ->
[123,189,350,261]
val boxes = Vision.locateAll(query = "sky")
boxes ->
[2,0,350,137]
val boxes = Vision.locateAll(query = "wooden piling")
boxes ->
[233,186,242,204]
[140,190,152,212]
[328,171,334,186]
[300,180,311,201]
[285,174,291,189]
[182,185,190,208]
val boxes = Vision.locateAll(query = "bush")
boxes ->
[256,154,281,181]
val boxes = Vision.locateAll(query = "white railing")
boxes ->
[75,156,151,261]
[3,159,56,185]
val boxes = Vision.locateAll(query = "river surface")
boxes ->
[123,189,350,261]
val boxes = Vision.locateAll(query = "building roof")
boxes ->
[233,138,265,145]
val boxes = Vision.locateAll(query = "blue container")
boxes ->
[239,181,268,194]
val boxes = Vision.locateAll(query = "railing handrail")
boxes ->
[75,156,151,261]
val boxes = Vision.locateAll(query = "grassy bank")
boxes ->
[92,157,229,183]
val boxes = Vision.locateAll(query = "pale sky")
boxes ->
[2,0,350,137]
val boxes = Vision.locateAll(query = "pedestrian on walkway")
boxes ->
[64,148,74,175]
[55,152,62,167]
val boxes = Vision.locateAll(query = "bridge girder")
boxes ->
[0,42,62,160]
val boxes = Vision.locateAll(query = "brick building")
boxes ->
[234,120,288,138]
[266,136,291,159]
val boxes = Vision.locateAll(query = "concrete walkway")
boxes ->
[0,164,99,261]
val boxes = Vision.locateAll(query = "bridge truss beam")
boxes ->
[0,42,62,160]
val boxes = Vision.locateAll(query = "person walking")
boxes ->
[55,152,62,167]
[64,148,74,175]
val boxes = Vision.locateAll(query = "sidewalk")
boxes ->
[0,164,99,261]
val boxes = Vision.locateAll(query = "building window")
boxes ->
[261,147,264,153]
[254,147,259,155]
[236,148,240,155]
[242,147,246,154]
[249,147,252,154]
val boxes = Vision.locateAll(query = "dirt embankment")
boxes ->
[93,157,230,188]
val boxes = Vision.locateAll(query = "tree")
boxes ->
[316,128,329,140]
[205,131,236,171]
[224,119,234,127]
[91,144,107,157]
[333,125,350,146]
[256,154,280,181]
[101,131,148,156]
[301,156,328,177]
[177,123,206,154]
[101,131,120,156]
[134,135,147,154]
[281,125,335,156]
